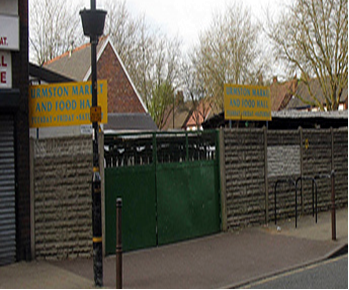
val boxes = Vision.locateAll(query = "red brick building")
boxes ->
[44,36,156,132]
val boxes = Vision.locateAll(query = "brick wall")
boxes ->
[96,43,145,114]
[33,137,93,259]
[222,128,348,231]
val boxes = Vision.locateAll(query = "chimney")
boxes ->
[258,74,264,85]
[69,41,74,58]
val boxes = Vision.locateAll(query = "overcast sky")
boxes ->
[76,0,290,77]
[79,0,288,52]
[125,0,284,51]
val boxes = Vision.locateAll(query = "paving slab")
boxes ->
[0,260,93,289]
[263,207,347,243]
[1,208,347,289]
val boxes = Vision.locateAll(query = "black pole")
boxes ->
[294,181,297,228]
[79,0,106,287]
[331,170,336,241]
[116,198,122,289]
[274,182,277,225]
[315,180,318,223]
[90,0,103,286]
[312,180,314,217]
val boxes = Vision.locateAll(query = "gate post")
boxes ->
[219,128,227,231]
[263,126,269,224]
[299,126,304,214]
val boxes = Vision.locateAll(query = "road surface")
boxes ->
[245,255,348,289]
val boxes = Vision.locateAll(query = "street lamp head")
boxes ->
[80,9,107,38]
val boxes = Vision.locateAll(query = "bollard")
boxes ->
[116,198,122,289]
[331,171,336,241]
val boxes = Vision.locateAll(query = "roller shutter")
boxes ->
[0,115,16,266]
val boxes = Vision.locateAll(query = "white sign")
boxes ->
[267,146,300,178]
[0,15,20,51]
[1,0,18,15]
[0,51,12,88]
[80,125,93,135]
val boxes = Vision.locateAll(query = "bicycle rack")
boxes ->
[295,176,318,223]
[314,173,332,181]
[274,178,298,228]
[313,172,335,215]
[274,171,335,229]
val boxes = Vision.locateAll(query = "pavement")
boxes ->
[0,207,347,289]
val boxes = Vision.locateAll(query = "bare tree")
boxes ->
[30,0,183,126]
[181,59,211,129]
[266,0,348,110]
[103,2,183,125]
[29,0,84,64]
[118,18,182,127]
[149,80,175,129]
[142,34,181,128]
[192,3,261,110]
[103,0,139,69]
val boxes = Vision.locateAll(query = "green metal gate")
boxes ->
[105,131,221,255]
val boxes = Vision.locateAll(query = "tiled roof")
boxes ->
[104,113,157,132]
[44,37,109,81]
[185,99,220,128]
[286,78,348,109]
[43,36,148,115]
[272,109,348,119]
[29,63,74,84]
[162,101,193,130]
[270,78,297,111]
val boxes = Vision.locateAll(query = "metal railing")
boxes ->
[104,130,218,168]
[274,171,335,235]
[296,176,318,223]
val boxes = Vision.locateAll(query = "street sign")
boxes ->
[29,80,108,128]
[90,106,102,123]
[224,84,271,121]
[0,51,11,88]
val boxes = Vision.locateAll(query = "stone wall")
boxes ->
[31,129,348,258]
[267,130,301,221]
[222,127,348,231]
[333,128,348,206]
[32,136,93,259]
[224,129,266,229]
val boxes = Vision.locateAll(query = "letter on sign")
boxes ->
[0,51,11,88]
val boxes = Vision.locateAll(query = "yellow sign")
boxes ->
[90,106,102,123]
[224,84,271,121]
[29,80,108,128]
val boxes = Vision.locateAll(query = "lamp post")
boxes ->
[80,1,106,287]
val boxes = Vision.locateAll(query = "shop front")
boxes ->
[0,0,30,266]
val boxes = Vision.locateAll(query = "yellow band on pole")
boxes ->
[93,167,99,172]
[93,237,102,243]
[93,188,101,194]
